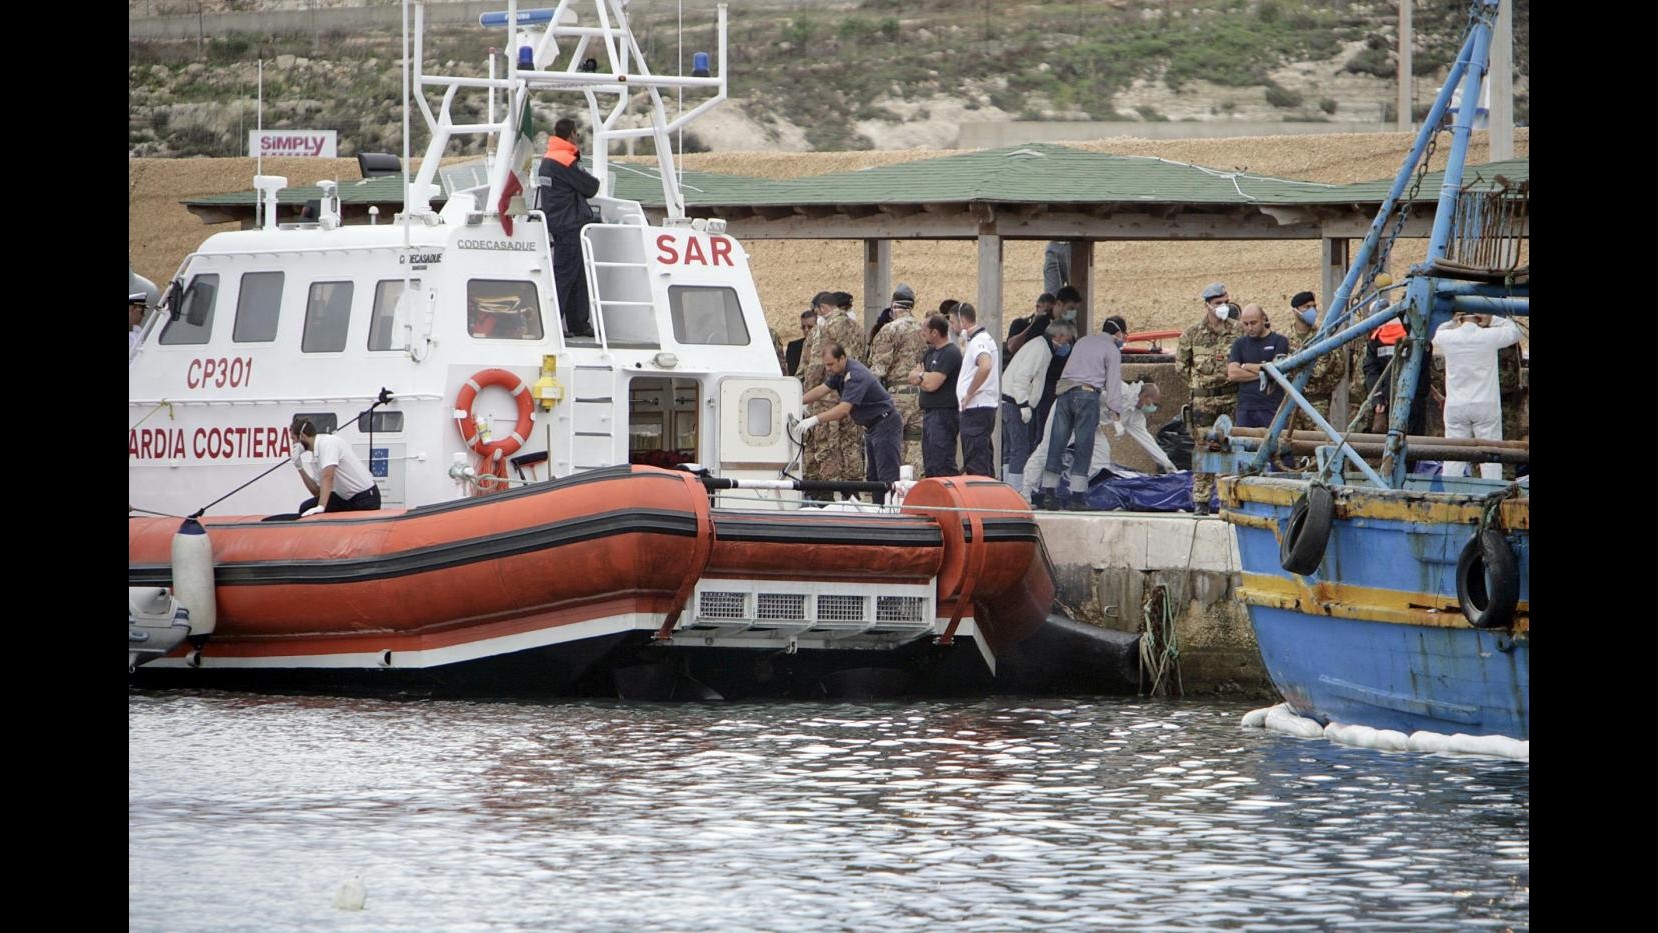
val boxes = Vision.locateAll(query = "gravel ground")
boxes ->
[129,129,1528,337]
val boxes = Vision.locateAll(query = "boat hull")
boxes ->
[127,467,1056,695]
[1223,475,1529,740]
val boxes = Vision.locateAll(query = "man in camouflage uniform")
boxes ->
[1176,282,1239,516]
[1285,292,1348,438]
[865,283,926,477]
[769,325,787,375]
[797,290,868,488]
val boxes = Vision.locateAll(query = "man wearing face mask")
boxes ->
[1034,316,1127,510]
[1018,379,1177,499]
[1176,282,1239,515]
[1001,320,1076,497]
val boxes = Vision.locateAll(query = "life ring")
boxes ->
[1279,484,1333,575]
[1456,528,1519,629]
[454,368,535,480]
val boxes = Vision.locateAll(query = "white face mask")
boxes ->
[1211,303,1231,321]
[1061,307,1077,322]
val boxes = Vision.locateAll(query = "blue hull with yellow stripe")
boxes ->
[1222,475,1530,740]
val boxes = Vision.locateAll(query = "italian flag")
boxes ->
[497,100,536,236]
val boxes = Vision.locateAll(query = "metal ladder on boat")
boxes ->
[582,221,658,349]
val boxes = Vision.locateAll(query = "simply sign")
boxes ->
[248,130,338,158]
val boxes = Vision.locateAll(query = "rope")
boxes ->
[129,399,175,430]
[129,506,189,520]
[1138,582,1182,698]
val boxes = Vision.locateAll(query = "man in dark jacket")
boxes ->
[538,118,600,338]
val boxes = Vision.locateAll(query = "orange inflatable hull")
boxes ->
[128,467,1054,675]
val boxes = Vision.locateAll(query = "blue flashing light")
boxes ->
[518,45,536,69]
[479,8,558,28]
[691,51,711,78]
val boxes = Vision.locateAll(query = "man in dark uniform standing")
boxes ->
[538,117,600,338]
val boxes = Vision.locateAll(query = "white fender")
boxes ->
[170,518,217,639]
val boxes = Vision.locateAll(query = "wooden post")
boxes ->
[1068,239,1095,333]
[862,238,891,343]
[978,230,1004,476]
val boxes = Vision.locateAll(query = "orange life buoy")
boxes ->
[454,369,535,483]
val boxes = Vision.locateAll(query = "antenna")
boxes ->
[255,59,264,227]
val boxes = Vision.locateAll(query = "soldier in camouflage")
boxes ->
[1285,292,1348,439]
[797,290,869,489]
[866,283,926,478]
[1176,282,1239,515]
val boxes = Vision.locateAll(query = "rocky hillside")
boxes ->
[128,0,1529,157]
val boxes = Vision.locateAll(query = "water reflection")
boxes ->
[130,694,1527,931]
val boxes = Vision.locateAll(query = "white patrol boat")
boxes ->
[127,1,1058,698]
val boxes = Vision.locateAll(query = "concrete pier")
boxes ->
[1033,511,1274,697]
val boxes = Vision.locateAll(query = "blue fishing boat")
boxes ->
[1215,0,1528,741]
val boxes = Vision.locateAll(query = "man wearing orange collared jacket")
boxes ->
[538,117,600,339]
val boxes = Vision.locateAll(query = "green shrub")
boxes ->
[1264,82,1303,108]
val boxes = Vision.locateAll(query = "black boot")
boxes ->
[1066,493,1095,512]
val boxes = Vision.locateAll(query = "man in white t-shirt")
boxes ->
[950,301,1000,477]
[290,416,382,516]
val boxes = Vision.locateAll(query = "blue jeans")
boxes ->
[1043,387,1101,482]
[999,399,1034,474]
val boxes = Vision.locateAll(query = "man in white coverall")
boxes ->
[1019,380,1178,500]
[1431,311,1522,479]
[1000,319,1076,495]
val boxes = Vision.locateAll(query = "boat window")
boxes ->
[231,272,284,343]
[467,279,544,340]
[368,278,419,351]
[366,411,404,433]
[302,281,354,353]
[159,274,220,345]
[668,286,749,346]
[294,412,338,434]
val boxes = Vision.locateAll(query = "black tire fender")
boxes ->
[1279,485,1334,576]
[1457,528,1520,629]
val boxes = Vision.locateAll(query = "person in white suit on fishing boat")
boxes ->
[1432,311,1522,479]
[290,416,382,516]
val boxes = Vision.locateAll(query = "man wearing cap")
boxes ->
[797,342,903,490]
[1176,282,1239,515]
[129,292,148,352]
[866,283,927,477]
[799,290,869,486]
[1285,292,1348,433]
